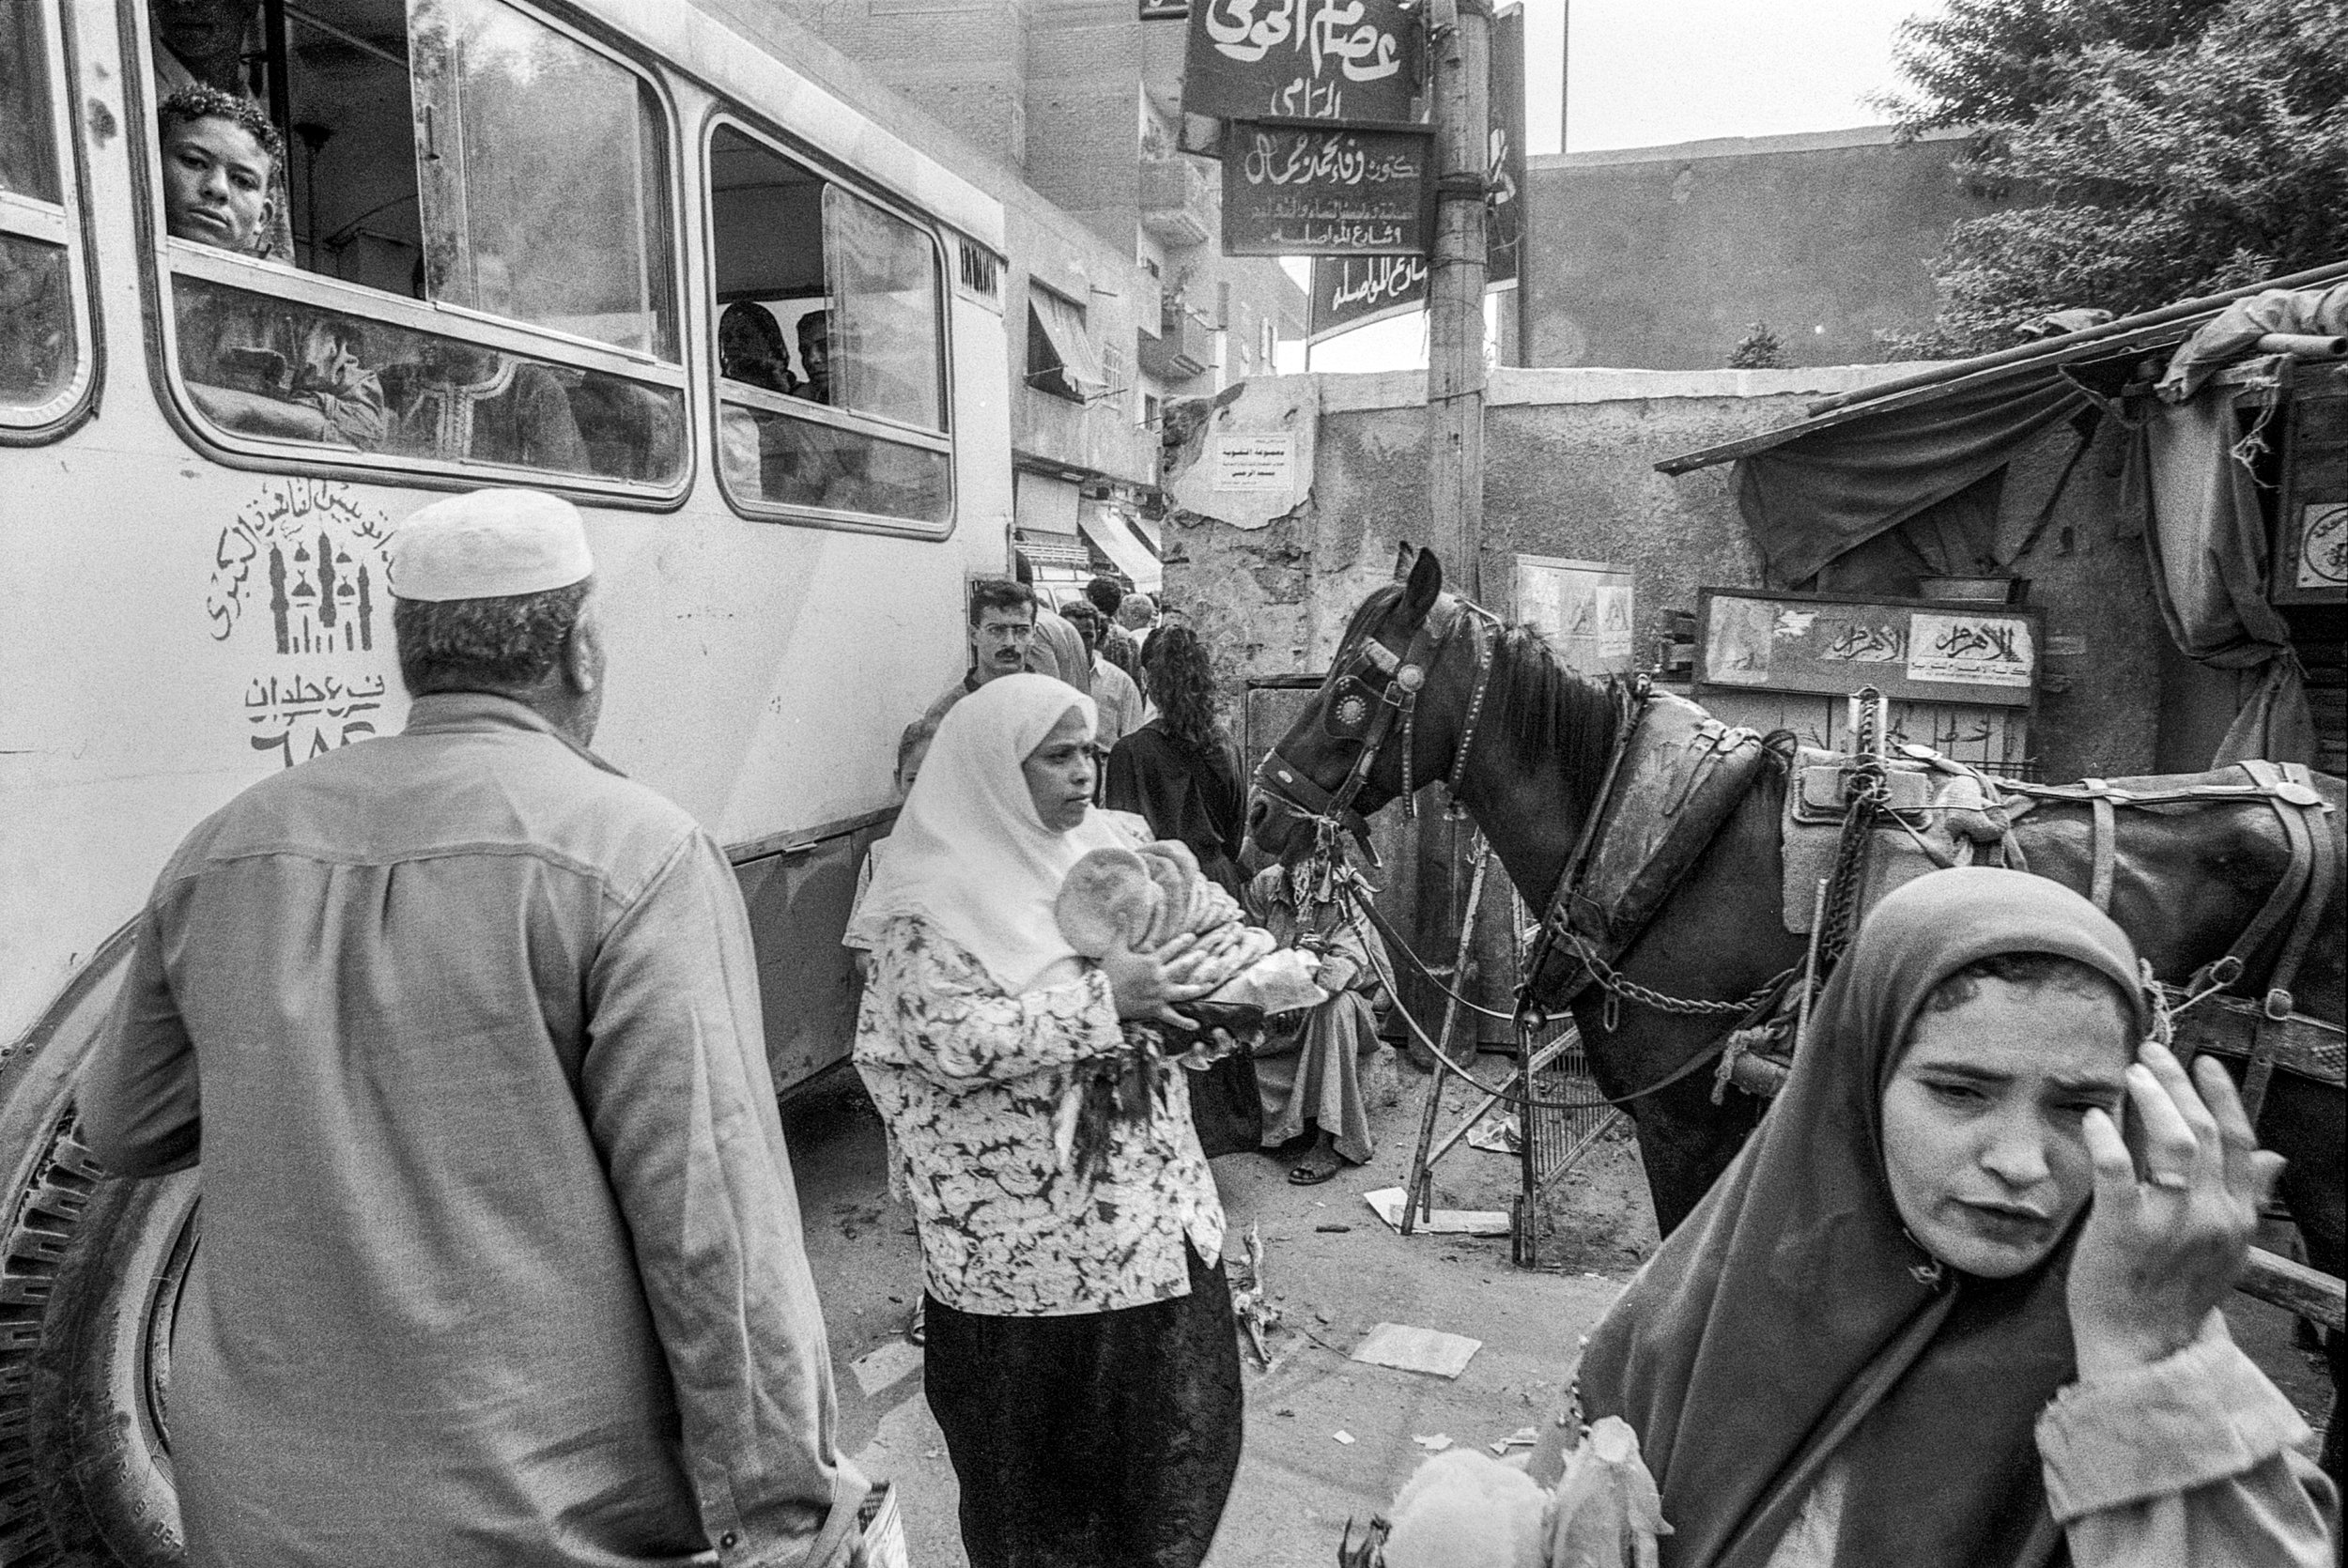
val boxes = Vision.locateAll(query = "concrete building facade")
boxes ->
[1522,126,2008,372]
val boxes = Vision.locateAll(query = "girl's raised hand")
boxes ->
[2066,1040,2285,1382]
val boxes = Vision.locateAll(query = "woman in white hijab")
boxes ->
[850,673,1244,1568]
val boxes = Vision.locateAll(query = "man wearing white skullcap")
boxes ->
[82,488,866,1568]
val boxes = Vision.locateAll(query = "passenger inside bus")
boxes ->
[720,301,801,396]
[381,343,589,474]
[707,119,951,524]
[149,0,687,484]
[161,87,386,448]
[150,0,293,261]
[795,308,832,403]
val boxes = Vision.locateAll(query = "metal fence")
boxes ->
[1508,900,1625,1268]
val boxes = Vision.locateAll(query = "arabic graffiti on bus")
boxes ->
[243,670,391,768]
[1182,0,1418,121]
[209,478,399,766]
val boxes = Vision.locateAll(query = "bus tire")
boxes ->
[0,927,192,1566]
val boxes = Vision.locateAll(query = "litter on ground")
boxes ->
[1363,1187,1511,1237]
[1350,1321,1484,1378]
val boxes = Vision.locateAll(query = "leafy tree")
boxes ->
[1877,0,2348,356]
[1728,323,1789,369]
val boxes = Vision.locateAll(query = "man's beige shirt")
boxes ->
[80,693,860,1568]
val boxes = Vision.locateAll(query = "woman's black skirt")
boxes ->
[921,1244,1244,1568]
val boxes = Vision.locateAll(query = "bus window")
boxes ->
[150,0,686,489]
[708,121,951,532]
[1,0,88,427]
[409,0,676,360]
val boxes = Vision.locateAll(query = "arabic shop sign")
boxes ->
[1182,0,1420,123]
[1222,121,1433,257]
[1307,4,1524,337]
[1308,254,1429,336]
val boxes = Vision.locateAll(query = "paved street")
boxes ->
[783,1058,1632,1565]
[783,1049,2337,1566]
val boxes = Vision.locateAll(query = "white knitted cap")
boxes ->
[388,488,593,602]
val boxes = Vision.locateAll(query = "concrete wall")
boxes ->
[1164,367,2170,788]
[1523,126,2010,372]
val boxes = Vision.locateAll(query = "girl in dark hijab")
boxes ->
[1568,868,2334,1568]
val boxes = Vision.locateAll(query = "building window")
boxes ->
[149,0,687,487]
[0,0,93,433]
[1027,284,1105,404]
[1099,342,1130,416]
[707,120,951,531]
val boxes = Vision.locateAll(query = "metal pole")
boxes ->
[1404,833,1491,1231]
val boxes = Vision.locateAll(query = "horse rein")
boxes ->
[1251,592,1498,858]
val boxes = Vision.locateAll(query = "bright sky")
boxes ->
[1289,0,1944,370]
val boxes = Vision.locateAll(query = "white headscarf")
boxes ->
[849,673,1130,993]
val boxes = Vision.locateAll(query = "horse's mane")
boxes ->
[1341,584,1620,820]
[1483,621,1621,822]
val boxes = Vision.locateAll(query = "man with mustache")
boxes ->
[924,578,1043,724]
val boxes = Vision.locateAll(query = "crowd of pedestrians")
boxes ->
[79,496,2337,1568]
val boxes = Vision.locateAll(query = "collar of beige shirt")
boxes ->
[402,689,626,776]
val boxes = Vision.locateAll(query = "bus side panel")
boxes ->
[732,826,873,1091]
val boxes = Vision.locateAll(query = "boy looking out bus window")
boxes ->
[160,87,384,448]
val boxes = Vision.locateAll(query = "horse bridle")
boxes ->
[1252,592,1497,859]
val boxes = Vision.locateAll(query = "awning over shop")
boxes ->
[1080,504,1163,595]
[1029,287,1108,400]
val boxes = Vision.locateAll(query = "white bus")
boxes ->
[0,0,1017,1552]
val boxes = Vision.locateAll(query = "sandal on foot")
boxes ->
[1288,1154,1344,1186]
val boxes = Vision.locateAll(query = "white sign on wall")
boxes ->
[1213,434,1296,492]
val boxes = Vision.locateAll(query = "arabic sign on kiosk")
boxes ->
[1693,589,2041,708]
[1308,3,1522,337]
[1223,121,1433,256]
[1182,0,1420,122]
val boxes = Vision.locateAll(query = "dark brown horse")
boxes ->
[1246,551,2343,1463]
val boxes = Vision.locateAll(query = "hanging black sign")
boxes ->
[1182,0,1421,123]
[1222,120,1434,256]
[1486,2,1525,288]
[1305,4,1526,336]
[1307,254,1429,337]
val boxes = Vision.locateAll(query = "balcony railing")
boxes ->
[1140,301,1213,380]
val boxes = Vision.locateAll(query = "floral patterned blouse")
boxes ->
[852,914,1226,1316]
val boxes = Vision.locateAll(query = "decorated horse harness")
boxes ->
[1253,593,2343,1117]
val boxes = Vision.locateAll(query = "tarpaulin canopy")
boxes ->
[1731,367,2093,586]
[2129,393,2316,766]
[2155,282,2348,403]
